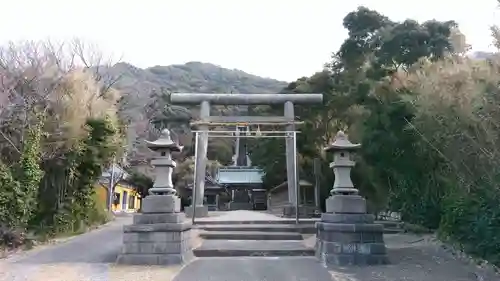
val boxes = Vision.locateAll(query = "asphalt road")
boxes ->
[11,216,132,265]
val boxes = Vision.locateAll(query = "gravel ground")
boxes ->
[107,265,182,281]
[304,233,500,281]
[0,263,183,281]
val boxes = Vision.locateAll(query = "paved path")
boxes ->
[173,257,333,281]
[13,218,129,265]
[176,211,334,280]
[0,216,135,281]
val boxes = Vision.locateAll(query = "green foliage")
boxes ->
[0,162,23,228]
[0,41,125,248]
[0,120,44,229]
[249,137,286,188]
[440,186,500,265]
[71,118,117,224]
[0,115,120,245]
[329,7,457,228]
[18,120,44,226]
[126,170,154,199]
[253,5,500,266]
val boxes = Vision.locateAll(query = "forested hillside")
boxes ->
[102,61,287,166]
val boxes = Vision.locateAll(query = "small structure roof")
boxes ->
[186,174,225,190]
[324,131,361,152]
[144,129,183,152]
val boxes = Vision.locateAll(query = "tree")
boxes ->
[252,6,458,216]
[261,5,500,265]
[0,39,124,238]
[126,170,154,200]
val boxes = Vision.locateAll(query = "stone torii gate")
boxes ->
[171,93,323,218]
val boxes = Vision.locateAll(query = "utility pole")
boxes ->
[314,158,321,214]
[107,157,116,211]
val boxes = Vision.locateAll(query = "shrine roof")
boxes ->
[216,167,264,184]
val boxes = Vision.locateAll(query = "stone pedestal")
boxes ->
[117,194,193,265]
[184,205,209,218]
[315,195,388,266]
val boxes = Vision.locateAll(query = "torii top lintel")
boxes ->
[170,93,323,105]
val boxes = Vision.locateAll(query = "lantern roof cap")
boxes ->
[145,129,183,152]
[324,131,361,152]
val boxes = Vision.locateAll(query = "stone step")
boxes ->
[195,222,401,233]
[194,218,319,225]
[196,216,402,227]
[196,224,315,234]
[193,240,314,257]
[194,222,404,234]
[199,231,304,240]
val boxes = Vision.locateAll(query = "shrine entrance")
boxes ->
[170,93,323,222]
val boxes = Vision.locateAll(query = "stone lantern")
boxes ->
[315,131,388,266]
[145,129,182,197]
[325,131,363,213]
[116,129,193,265]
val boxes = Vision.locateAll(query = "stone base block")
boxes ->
[124,222,192,234]
[321,213,375,224]
[118,223,192,265]
[142,195,181,213]
[317,252,389,266]
[133,212,185,224]
[325,195,366,214]
[282,205,316,218]
[316,221,384,235]
[184,205,209,218]
[122,239,191,254]
[315,221,388,266]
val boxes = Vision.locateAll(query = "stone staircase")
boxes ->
[189,211,404,258]
[193,220,314,257]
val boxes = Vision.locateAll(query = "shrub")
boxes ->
[0,226,26,249]
[439,186,500,265]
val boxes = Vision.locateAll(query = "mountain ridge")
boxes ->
[105,61,287,95]
[102,61,288,166]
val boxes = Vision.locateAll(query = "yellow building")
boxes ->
[96,164,142,212]
[95,182,141,212]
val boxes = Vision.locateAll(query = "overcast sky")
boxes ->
[0,0,498,81]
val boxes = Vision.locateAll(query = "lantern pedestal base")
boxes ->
[116,195,193,265]
[325,195,367,214]
[315,195,389,266]
[141,195,181,213]
[185,205,209,218]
